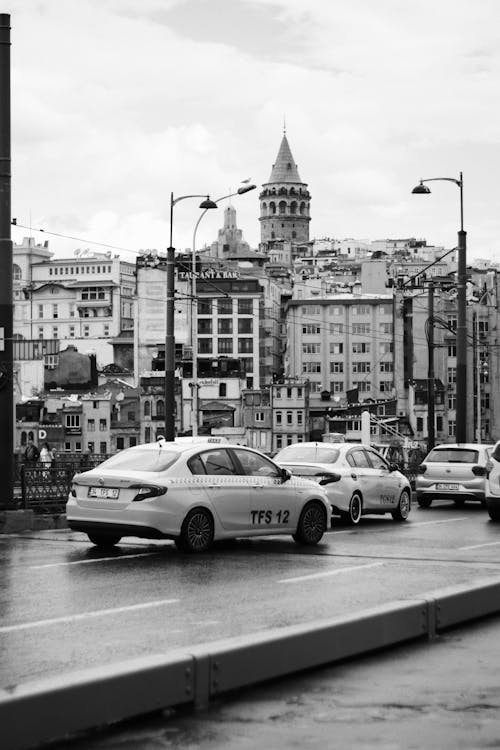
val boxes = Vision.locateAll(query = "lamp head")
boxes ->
[237,184,257,195]
[412,182,431,194]
[199,196,218,209]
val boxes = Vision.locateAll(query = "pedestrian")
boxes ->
[24,439,40,463]
[40,442,54,478]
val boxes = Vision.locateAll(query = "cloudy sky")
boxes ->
[9,0,500,263]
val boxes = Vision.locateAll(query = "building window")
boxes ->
[65,414,80,428]
[448,420,456,437]
[352,323,370,335]
[330,323,343,334]
[100,441,107,453]
[198,299,212,314]
[255,412,264,422]
[379,342,393,354]
[352,362,370,373]
[379,380,394,392]
[38,327,43,340]
[117,437,125,450]
[330,381,344,392]
[87,419,95,432]
[303,362,321,373]
[379,323,393,334]
[218,319,232,334]
[379,361,394,372]
[217,299,232,315]
[302,324,321,335]
[69,326,75,337]
[156,400,165,418]
[99,418,107,430]
[52,304,58,319]
[103,325,110,336]
[198,319,213,334]
[218,339,233,354]
[238,299,252,315]
[198,339,213,353]
[238,338,253,353]
[352,305,370,315]
[83,325,90,337]
[297,412,303,425]
[286,411,293,425]
[352,343,370,353]
[330,362,344,373]
[238,318,252,334]
[276,411,282,424]
[447,367,457,385]
[448,344,457,357]
[38,305,44,319]
[219,382,227,397]
[145,427,151,443]
[330,343,343,354]
[52,327,58,338]
[302,343,321,354]
[144,400,151,417]
[448,394,456,410]
[88,442,94,453]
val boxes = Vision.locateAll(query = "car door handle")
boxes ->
[251,484,264,489]
[351,473,358,480]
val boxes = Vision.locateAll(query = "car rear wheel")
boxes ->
[87,533,121,548]
[293,502,326,545]
[392,489,410,522]
[417,495,432,508]
[176,508,214,553]
[343,493,362,525]
[487,506,500,522]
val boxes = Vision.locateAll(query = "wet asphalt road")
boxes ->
[2,501,500,689]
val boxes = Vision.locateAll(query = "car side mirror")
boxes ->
[280,467,291,483]
[388,463,399,472]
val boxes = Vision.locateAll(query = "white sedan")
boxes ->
[273,442,411,525]
[66,440,331,552]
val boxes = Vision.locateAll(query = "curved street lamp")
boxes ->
[190,183,256,436]
[164,192,217,442]
[412,173,467,443]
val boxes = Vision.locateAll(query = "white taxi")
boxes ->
[273,442,411,525]
[66,440,331,552]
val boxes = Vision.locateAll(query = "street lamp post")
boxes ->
[190,184,256,436]
[165,192,217,442]
[412,173,467,443]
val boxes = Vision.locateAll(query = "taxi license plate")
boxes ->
[88,487,120,499]
[436,482,459,491]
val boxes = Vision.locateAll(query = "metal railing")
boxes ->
[19,454,111,514]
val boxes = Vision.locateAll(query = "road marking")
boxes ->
[279,561,384,583]
[0,599,179,634]
[30,552,160,569]
[458,541,500,551]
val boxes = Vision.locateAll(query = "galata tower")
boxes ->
[259,130,311,246]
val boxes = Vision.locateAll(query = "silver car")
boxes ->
[415,443,494,508]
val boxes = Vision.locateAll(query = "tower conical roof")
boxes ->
[267,134,302,183]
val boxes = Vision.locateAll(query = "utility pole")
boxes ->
[0,14,13,506]
[427,281,435,453]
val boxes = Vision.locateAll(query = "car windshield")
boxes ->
[275,445,340,464]
[96,448,180,473]
[426,448,479,464]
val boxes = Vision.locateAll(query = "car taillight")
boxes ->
[417,464,427,475]
[318,473,342,485]
[485,460,493,477]
[70,484,76,497]
[129,485,167,502]
[472,465,487,477]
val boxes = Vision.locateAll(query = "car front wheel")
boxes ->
[176,508,214,553]
[487,506,500,522]
[87,533,121,548]
[293,502,326,545]
[392,489,410,522]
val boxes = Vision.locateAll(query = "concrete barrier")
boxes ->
[2,578,500,750]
